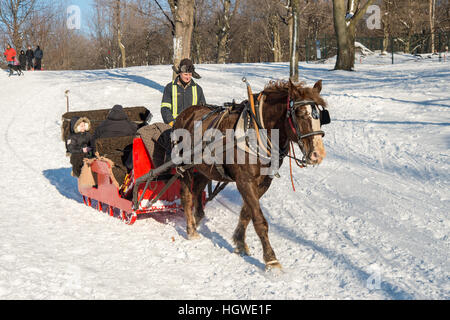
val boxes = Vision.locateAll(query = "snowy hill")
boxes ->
[0,55,448,299]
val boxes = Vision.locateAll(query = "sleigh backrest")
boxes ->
[61,106,152,142]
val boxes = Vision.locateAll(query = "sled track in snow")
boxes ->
[4,88,45,175]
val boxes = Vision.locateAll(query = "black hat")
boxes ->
[172,58,201,79]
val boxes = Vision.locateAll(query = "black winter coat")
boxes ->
[67,116,93,154]
[19,52,26,67]
[93,105,138,141]
[35,48,43,60]
[160,77,206,124]
[25,49,34,60]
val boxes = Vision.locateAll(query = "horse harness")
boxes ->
[285,97,330,158]
[133,94,331,210]
[196,92,331,171]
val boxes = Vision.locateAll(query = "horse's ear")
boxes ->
[313,80,322,93]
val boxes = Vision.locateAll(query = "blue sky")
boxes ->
[70,0,94,14]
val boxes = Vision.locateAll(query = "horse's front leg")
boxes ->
[192,173,210,228]
[233,176,273,257]
[236,180,281,270]
[180,171,200,239]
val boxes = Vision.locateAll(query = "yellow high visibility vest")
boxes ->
[171,81,198,118]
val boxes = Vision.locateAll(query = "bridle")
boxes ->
[286,96,330,160]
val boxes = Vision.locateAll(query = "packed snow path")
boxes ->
[0,55,448,299]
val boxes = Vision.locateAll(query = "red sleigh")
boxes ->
[79,137,206,225]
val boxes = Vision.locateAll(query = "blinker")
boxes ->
[320,109,331,126]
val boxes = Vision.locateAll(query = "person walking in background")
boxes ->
[19,50,26,70]
[3,44,16,67]
[34,45,43,70]
[25,45,34,70]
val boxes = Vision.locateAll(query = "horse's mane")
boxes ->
[262,80,327,107]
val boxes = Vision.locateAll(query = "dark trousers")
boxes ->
[35,58,42,70]
[27,58,33,70]
[70,153,85,177]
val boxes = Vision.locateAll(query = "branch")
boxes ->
[154,0,174,31]
[351,0,376,24]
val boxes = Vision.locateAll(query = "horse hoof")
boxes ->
[234,245,250,256]
[265,260,282,271]
[187,232,201,240]
[194,216,204,228]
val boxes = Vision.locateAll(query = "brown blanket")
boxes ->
[137,123,172,168]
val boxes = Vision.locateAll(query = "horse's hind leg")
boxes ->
[232,203,251,256]
[180,170,199,239]
[192,173,209,228]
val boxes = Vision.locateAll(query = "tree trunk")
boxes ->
[333,0,375,71]
[381,0,391,54]
[334,0,355,70]
[382,24,389,54]
[289,0,300,82]
[114,0,126,68]
[269,13,282,62]
[429,0,435,53]
[216,0,239,64]
[273,24,282,62]
[169,0,195,77]
[192,1,202,64]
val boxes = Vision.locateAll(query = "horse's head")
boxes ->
[286,79,329,165]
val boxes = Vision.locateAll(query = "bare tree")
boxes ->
[215,0,239,63]
[332,0,375,71]
[192,0,215,64]
[289,0,300,81]
[114,0,126,67]
[429,0,435,53]
[155,0,195,77]
[169,0,195,67]
[381,0,392,54]
[390,0,429,53]
[261,0,285,62]
[0,0,38,49]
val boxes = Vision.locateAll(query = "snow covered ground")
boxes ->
[0,54,448,300]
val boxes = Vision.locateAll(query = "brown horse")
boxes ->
[172,79,328,270]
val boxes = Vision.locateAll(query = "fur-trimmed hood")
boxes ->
[70,116,92,133]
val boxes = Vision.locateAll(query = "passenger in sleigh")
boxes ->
[67,116,93,177]
[90,105,138,186]
[93,105,138,144]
